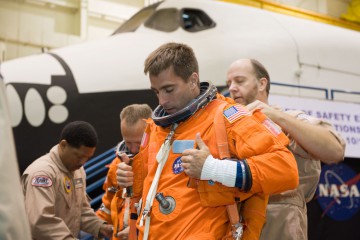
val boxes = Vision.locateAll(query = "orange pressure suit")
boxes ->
[97,95,297,239]
[96,144,145,239]
[97,158,118,224]
[132,95,298,239]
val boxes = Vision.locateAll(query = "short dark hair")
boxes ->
[120,104,152,126]
[250,59,271,95]
[60,121,98,148]
[144,42,199,81]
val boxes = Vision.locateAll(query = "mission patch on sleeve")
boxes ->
[31,175,53,187]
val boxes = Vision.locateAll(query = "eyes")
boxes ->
[226,80,231,87]
[152,87,174,95]
[227,78,246,87]
[165,87,174,93]
[72,149,91,161]
[74,152,87,160]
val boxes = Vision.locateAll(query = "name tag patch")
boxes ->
[172,140,195,154]
[262,119,282,136]
[31,176,52,187]
[223,105,250,123]
[74,178,83,188]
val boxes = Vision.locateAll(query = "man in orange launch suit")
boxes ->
[115,42,299,240]
[97,104,152,239]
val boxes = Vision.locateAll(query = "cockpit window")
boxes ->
[181,8,216,32]
[112,2,162,35]
[113,3,216,34]
[144,8,180,32]
[144,7,216,33]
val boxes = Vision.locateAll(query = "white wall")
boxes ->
[0,0,149,60]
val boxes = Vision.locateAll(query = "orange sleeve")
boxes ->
[96,157,121,223]
[228,109,299,194]
[131,120,153,197]
[241,193,269,240]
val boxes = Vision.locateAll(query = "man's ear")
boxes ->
[190,72,199,88]
[258,77,268,93]
[59,139,67,149]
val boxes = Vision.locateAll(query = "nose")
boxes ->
[79,157,88,166]
[128,144,140,155]
[158,92,168,107]
[228,81,237,93]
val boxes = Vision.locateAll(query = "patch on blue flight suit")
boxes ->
[31,175,52,187]
[223,105,250,123]
[172,156,184,174]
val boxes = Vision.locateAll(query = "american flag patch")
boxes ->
[223,105,250,123]
[141,132,149,148]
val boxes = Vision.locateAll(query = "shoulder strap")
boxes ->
[214,101,231,159]
[214,101,242,234]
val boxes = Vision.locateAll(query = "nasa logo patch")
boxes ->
[31,176,52,187]
[316,163,360,221]
[172,156,184,174]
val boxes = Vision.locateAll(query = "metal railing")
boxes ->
[85,146,116,209]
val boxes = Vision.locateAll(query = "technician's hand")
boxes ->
[99,223,113,238]
[115,226,129,240]
[181,133,210,179]
[116,153,134,188]
[247,100,281,122]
